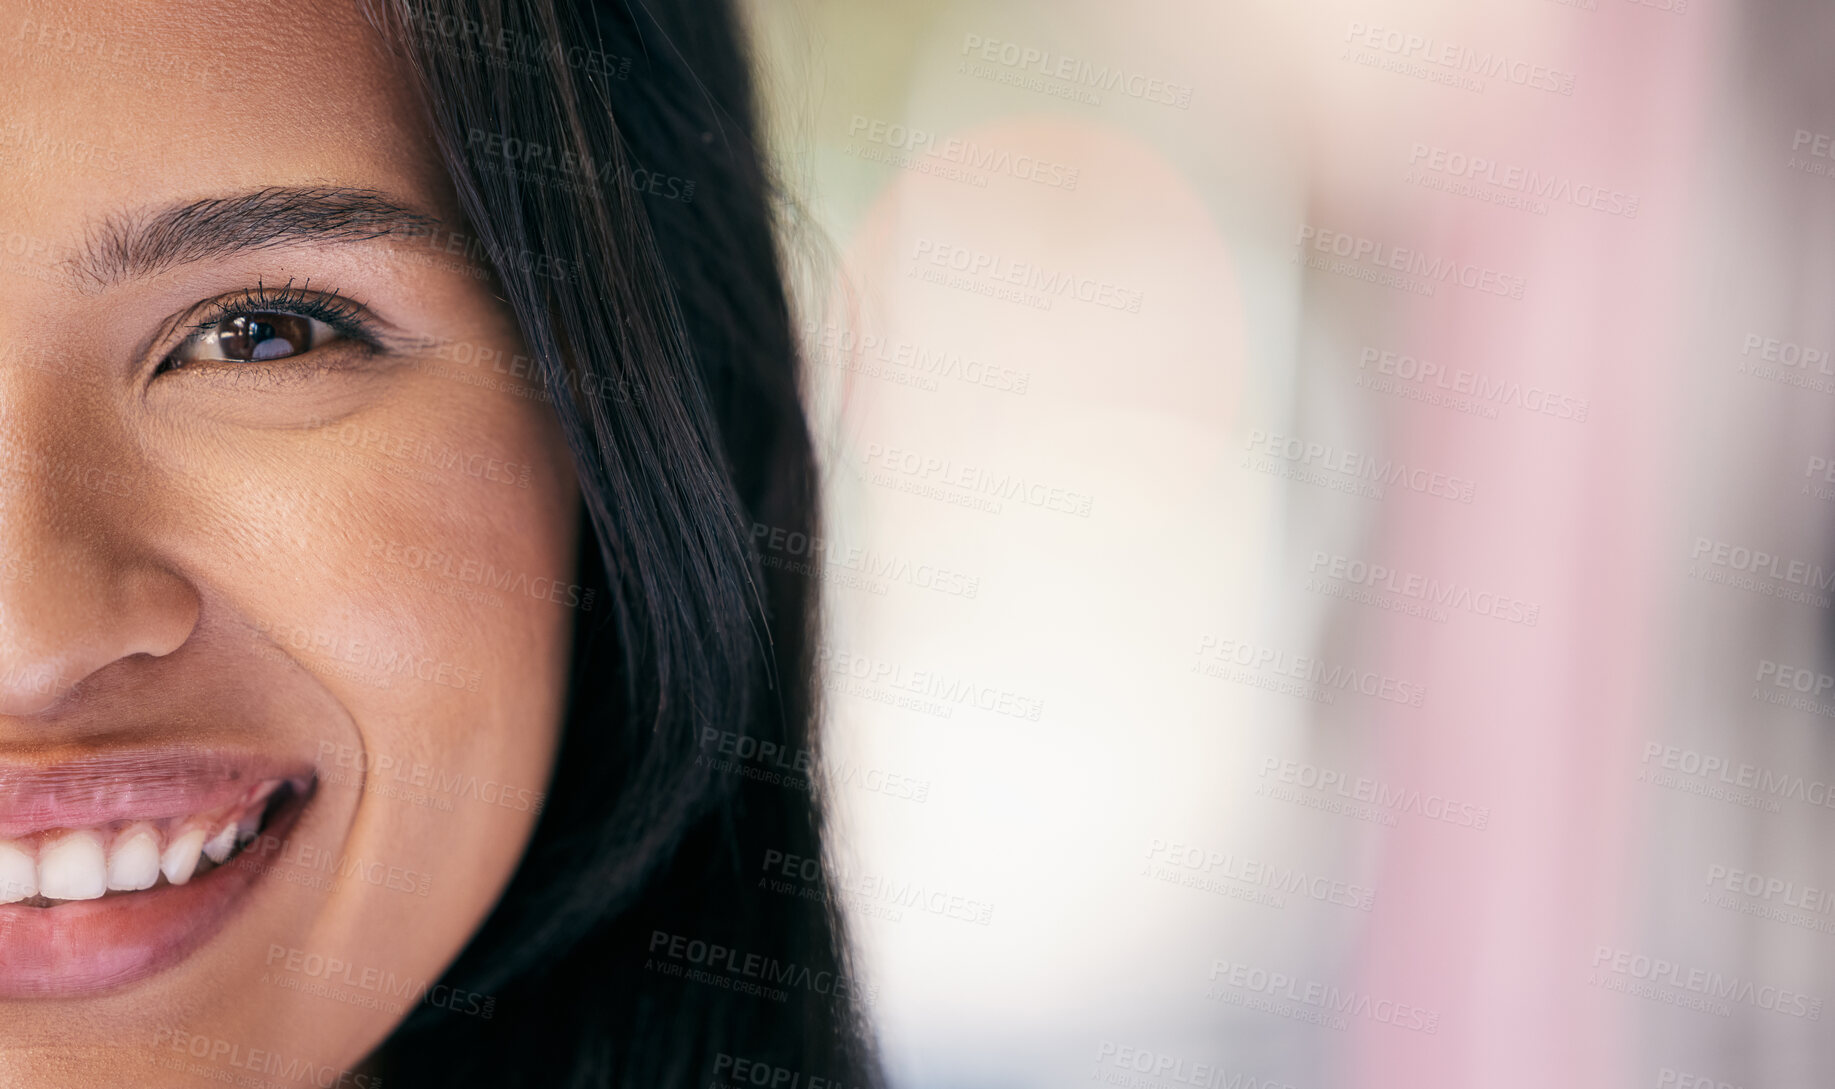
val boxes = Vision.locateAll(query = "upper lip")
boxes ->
[0,748,316,838]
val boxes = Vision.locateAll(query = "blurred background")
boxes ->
[739,1,1835,1086]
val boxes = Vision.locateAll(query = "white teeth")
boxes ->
[0,840,36,904]
[160,828,207,887]
[107,823,162,892]
[0,777,286,903]
[38,831,106,901]
[202,824,237,865]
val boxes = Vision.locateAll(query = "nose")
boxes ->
[0,433,198,718]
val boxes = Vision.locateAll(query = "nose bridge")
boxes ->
[0,373,198,715]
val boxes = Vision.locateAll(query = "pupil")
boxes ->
[218,312,311,361]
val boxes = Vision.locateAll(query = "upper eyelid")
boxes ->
[183,303,340,338]
[187,284,365,325]
[169,287,396,347]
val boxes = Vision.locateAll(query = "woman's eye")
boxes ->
[168,311,341,366]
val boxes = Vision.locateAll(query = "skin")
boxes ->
[0,0,578,1082]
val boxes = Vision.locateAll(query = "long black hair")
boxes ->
[359,0,879,1084]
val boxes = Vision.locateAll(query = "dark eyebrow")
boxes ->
[67,186,441,289]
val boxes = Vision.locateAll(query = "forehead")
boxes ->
[0,0,448,254]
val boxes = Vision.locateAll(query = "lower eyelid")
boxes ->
[160,339,382,383]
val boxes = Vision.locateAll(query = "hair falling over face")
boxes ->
[361,0,883,1084]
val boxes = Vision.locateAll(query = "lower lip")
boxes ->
[0,785,313,999]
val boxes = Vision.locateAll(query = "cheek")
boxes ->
[141,387,578,930]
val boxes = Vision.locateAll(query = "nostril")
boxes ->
[112,564,202,661]
[0,659,79,718]
[0,563,200,717]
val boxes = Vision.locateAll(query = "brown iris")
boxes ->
[214,312,314,362]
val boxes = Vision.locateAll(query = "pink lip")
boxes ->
[0,748,317,999]
[0,749,312,838]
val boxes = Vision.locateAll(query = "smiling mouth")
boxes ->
[0,750,319,998]
[0,778,304,906]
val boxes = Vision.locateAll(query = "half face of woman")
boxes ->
[0,0,578,1081]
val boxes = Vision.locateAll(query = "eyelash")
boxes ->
[156,280,380,375]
